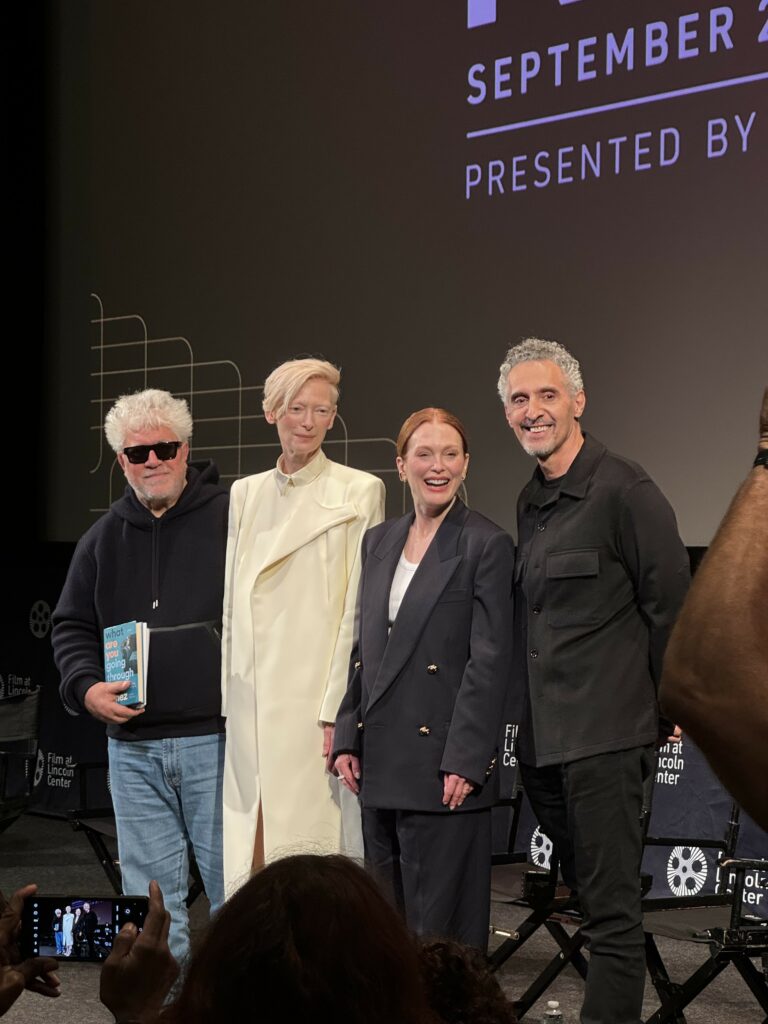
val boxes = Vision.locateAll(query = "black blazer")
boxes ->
[334,499,515,812]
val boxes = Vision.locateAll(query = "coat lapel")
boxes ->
[361,514,411,679]
[365,500,467,712]
[257,499,358,576]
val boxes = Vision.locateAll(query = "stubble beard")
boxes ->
[135,481,185,514]
[520,436,557,459]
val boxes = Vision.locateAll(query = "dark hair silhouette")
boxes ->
[161,854,438,1024]
[418,938,518,1024]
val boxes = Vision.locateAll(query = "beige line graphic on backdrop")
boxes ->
[88,293,423,513]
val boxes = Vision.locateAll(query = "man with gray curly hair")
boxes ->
[498,338,689,1024]
[52,388,229,964]
[498,337,584,405]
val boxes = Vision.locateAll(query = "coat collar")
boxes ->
[370,496,469,563]
[274,448,327,494]
[524,433,607,509]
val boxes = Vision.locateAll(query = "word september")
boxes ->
[467,8,734,106]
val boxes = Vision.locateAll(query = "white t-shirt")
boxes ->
[388,551,419,625]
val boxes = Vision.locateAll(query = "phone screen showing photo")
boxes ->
[22,895,149,962]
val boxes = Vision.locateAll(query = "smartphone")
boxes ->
[20,895,149,963]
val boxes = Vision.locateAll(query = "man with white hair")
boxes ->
[52,389,228,963]
[499,339,689,1024]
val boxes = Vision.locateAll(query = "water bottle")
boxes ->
[541,999,563,1022]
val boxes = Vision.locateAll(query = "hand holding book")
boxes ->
[101,621,150,715]
[84,680,145,725]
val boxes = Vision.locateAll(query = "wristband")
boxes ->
[754,449,768,469]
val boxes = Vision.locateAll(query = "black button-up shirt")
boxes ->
[513,434,690,767]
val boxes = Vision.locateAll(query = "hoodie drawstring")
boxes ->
[151,517,162,608]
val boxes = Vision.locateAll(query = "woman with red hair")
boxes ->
[334,408,514,949]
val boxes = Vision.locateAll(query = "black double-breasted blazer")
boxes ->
[334,499,515,812]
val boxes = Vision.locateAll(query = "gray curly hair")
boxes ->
[104,389,193,453]
[497,338,584,403]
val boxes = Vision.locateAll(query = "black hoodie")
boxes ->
[52,461,229,741]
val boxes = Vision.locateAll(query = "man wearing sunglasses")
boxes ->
[52,388,228,964]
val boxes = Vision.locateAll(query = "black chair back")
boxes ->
[0,686,41,833]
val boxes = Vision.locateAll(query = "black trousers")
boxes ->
[520,746,654,1024]
[362,806,492,951]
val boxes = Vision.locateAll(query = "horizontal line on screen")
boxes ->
[466,72,768,140]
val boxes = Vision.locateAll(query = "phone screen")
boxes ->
[21,895,149,963]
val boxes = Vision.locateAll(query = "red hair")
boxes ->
[396,408,469,458]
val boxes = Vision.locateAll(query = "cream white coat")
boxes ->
[221,451,385,893]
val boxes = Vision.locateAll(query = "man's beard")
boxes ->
[520,437,557,459]
[135,482,185,513]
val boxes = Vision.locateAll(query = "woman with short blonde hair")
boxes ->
[222,358,385,892]
[261,358,340,418]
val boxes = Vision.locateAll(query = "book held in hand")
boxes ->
[103,621,149,708]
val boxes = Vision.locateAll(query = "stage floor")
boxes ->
[0,813,762,1023]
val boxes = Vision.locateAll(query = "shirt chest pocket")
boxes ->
[544,548,602,628]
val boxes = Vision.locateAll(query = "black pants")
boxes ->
[521,746,654,1024]
[362,806,492,951]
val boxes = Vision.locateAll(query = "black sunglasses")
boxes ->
[122,441,183,464]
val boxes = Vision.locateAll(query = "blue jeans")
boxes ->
[108,733,225,964]
[54,929,64,954]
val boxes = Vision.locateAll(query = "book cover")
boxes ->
[103,621,149,708]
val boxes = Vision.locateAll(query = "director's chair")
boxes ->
[67,760,204,907]
[488,780,767,1020]
[641,808,768,1023]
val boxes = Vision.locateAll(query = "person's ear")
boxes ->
[573,390,586,420]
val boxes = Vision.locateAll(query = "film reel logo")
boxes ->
[29,600,51,639]
[34,749,46,788]
[530,826,553,869]
[667,845,708,896]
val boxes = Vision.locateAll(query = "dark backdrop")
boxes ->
[3,2,766,909]
[42,0,767,542]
